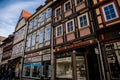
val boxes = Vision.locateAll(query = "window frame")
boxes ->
[102,2,119,22]
[66,19,75,33]
[39,28,44,44]
[75,0,84,6]
[46,8,52,19]
[77,13,89,29]
[56,25,63,37]
[31,32,36,47]
[64,0,71,12]
[45,24,51,41]
[55,6,61,17]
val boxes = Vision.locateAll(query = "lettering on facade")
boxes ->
[43,54,51,61]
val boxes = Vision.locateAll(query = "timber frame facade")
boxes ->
[0,0,120,80]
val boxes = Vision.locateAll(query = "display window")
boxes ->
[105,41,120,79]
[31,63,42,78]
[76,55,86,80]
[22,64,31,77]
[56,57,72,79]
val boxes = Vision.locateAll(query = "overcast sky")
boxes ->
[0,0,45,37]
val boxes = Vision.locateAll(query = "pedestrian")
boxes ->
[4,68,12,80]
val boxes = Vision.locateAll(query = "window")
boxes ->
[76,55,86,80]
[45,25,51,41]
[22,64,31,77]
[65,1,71,11]
[56,25,62,37]
[46,8,52,18]
[39,28,44,43]
[105,42,120,79]
[29,21,33,29]
[76,0,84,5]
[78,13,89,28]
[41,11,46,22]
[26,35,31,48]
[56,57,72,78]
[34,16,38,27]
[66,20,74,33]
[31,63,42,78]
[102,3,118,21]
[56,8,61,16]
[31,33,36,46]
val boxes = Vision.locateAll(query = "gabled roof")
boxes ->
[19,10,32,20]
[22,10,32,19]
[0,36,6,41]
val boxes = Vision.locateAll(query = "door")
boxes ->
[87,48,100,80]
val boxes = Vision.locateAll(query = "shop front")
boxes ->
[100,27,120,80]
[54,40,102,80]
[22,51,51,80]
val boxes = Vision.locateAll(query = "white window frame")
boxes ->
[75,0,84,6]
[66,19,75,33]
[39,28,44,43]
[45,24,51,41]
[56,25,63,37]
[102,2,119,22]
[31,33,36,46]
[77,13,89,28]
[64,0,71,12]
[29,21,33,29]
[55,6,61,17]
[46,8,52,18]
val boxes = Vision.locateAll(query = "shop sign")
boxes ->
[43,54,51,61]
[24,58,32,63]
[56,39,95,52]
[25,52,42,58]
[32,56,42,62]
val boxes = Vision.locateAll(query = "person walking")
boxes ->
[4,68,12,80]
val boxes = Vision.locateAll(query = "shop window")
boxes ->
[56,7,61,17]
[76,56,86,80]
[45,25,51,41]
[56,57,72,78]
[22,64,31,77]
[75,0,84,5]
[102,3,118,21]
[56,25,62,37]
[66,19,74,33]
[31,63,42,78]
[43,62,51,78]
[78,13,89,28]
[105,41,120,79]
[39,28,44,43]
[64,1,71,12]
